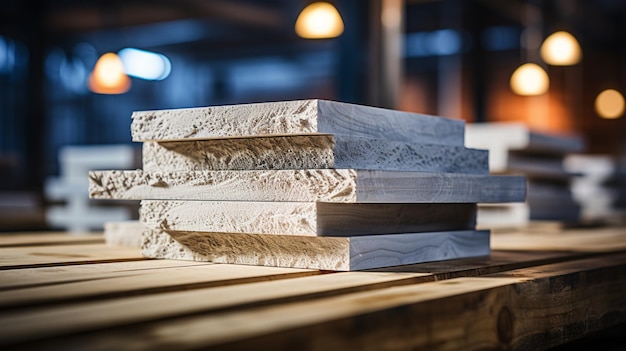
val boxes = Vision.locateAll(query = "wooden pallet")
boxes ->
[1,227,625,350]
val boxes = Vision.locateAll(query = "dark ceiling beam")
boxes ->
[188,0,286,30]
[478,0,525,24]
[43,0,286,33]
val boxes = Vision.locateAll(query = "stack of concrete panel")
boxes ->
[465,122,584,228]
[90,100,526,270]
[564,154,626,224]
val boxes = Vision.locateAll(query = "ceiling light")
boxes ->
[295,2,344,39]
[510,63,549,96]
[540,31,582,66]
[88,52,131,94]
[118,48,171,81]
[595,89,625,119]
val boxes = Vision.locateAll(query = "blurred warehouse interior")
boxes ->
[0,0,625,231]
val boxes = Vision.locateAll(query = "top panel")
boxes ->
[131,99,465,146]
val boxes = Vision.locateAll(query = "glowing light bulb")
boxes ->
[540,31,582,66]
[595,89,625,119]
[510,63,550,96]
[88,52,131,94]
[295,2,344,39]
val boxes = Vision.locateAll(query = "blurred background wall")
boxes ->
[0,0,625,231]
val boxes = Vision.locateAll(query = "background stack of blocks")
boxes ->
[564,154,626,224]
[465,122,585,228]
[89,100,525,271]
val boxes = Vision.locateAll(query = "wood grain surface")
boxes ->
[0,232,104,247]
[0,244,144,270]
[1,227,625,350]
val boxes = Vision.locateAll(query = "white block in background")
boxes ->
[564,154,626,222]
[477,203,530,230]
[465,122,584,173]
[45,144,140,233]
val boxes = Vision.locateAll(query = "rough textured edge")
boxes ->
[140,135,486,173]
[142,229,350,271]
[141,136,337,172]
[131,100,320,142]
[89,169,358,202]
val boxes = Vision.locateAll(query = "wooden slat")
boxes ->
[130,99,465,146]
[0,260,212,290]
[0,271,425,345]
[0,244,144,270]
[27,252,626,351]
[0,249,602,347]
[0,232,104,247]
[491,226,626,252]
[0,263,317,309]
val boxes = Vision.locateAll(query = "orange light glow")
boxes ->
[595,89,625,119]
[540,31,582,66]
[510,63,549,96]
[88,53,131,94]
[295,2,344,39]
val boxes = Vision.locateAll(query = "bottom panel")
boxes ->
[143,229,490,271]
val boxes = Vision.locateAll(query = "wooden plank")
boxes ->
[0,232,104,248]
[140,201,478,236]
[90,170,525,203]
[10,253,626,350]
[0,244,144,270]
[0,263,317,309]
[143,229,490,271]
[104,221,143,248]
[0,271,425,346]
[491,226,626,252]
[131,99,465,146]
[141,135,486,173]
[0,260,213,290]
